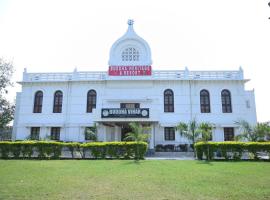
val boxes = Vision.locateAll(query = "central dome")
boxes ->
[108,20,152,66]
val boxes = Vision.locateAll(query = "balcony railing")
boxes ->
[21,68,244,82]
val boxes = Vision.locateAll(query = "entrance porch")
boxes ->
[96,122,156,150]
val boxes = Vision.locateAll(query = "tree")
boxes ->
[124,122,150,142]
[0,58,14,129]
[198,122,213,142]
[176,119,200,157]
[84,124,98,141]
[124,122,150,160]
[235,120,270,142]
[198,122,213,160]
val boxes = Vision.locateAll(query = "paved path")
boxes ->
[145,156,195,160]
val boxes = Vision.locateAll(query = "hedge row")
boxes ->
[195,142,270,160]
[0,141,148,160]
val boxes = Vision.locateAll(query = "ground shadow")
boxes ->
[123,160,142,165]
[195,160,214,166]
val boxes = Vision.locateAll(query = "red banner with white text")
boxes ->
[108,66,152,76]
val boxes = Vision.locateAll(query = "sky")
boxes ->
[0,0,269,122]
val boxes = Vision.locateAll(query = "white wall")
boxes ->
[13,78,257,144]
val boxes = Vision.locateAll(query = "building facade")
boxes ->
[12,20,257,150]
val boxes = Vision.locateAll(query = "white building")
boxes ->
[12,20,257,151]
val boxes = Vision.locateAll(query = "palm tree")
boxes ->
[176,119,200,157]
[124,122,150,160]
[124,122,150,142]
[235,120,270,141]
[198,122,213,142]
[198,122,213,160]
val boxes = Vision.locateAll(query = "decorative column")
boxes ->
[149,123,155,149]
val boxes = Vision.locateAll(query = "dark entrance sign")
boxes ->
[101,108,149,118]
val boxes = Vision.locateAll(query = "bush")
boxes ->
[0,142,11,158]
[81,142,147,160]
[0,141,148,160]
[21,141,35,158]
[65,142,81,158]
[195,142,270,160]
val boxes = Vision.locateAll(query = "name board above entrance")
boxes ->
[101,108,149,118]
[108,66,152,76]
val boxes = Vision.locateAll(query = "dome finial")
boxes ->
[127,19,134,26]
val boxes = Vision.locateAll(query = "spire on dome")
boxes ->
[126,19,135,35]
[108,19,152,66]
[127,19,134,26]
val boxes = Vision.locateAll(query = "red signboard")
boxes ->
[108,66,152,76]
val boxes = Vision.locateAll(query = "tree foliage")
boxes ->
[0,58,14,93]
[84,124,97,141]
[0,58,14,129]
[124,122,150,142]
[176,119,200,144]
[197,122,214,160]
[0,98,15,129]
[124,122,150,160]
[198,122,213,142]
[235,120,270,142]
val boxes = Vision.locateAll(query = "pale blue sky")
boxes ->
[0,0,269,121]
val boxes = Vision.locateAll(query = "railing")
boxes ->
[22,69,244,82]
[155,144,194,152]
[0,128,12,141]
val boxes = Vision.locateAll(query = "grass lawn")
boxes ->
[0,160,269,200]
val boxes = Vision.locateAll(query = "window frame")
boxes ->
[50,127,61,141]
[53,90,63,113]
[164,89,174,113]
[121,47,139,61]
[200,89,211,113]
[224,127,234,141]
[164,127,175,141]
[86,90,97,113]
[30,127,40,140]
[221,89,232,113]
[33,91,43,113]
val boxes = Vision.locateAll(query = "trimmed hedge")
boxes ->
[195,142,270,160]
[0,141,148,160]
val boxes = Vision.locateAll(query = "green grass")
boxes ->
[0,160,269,200]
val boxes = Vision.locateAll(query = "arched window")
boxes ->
[200,90,210,113]
[33,91,43,113]
[121,47,139,61]
[164,89,174,112]
[87,90,97,113]
[221,89,232,113]
[53,91,63,113]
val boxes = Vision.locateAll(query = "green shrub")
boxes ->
[21,141,35,158]
[0,142,11,158]
[51,142,63,159]
[195,142,270,160]
[10,142,22,158]
[65,142,80,158]
[81,142,147,159]
[35,141,53,159]
[0,141,148,160]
